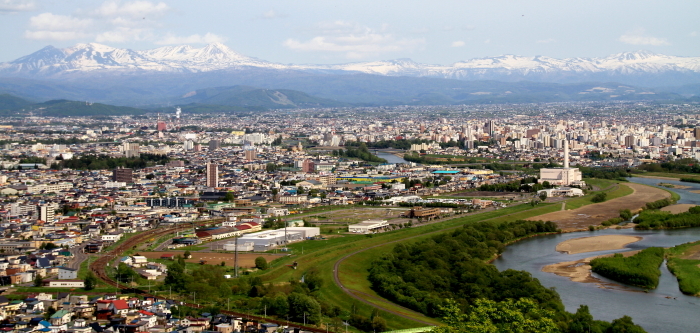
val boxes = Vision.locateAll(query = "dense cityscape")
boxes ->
[0,100,698,332]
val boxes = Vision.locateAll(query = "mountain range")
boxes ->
[0,43,699,107]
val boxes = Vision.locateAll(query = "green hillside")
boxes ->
[0,94,32,111]
[178,85,350,108]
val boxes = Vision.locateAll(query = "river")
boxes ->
[374,151,409,164]
[493,177,700,333]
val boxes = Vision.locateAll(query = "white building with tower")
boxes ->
[538,139,584,187]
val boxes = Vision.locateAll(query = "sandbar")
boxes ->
[661,204,697,214]
[542,250,640,285]
[556,235,642,254]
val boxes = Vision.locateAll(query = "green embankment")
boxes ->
[590,247,665,289]
[666,241,700,296]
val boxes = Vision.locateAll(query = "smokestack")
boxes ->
[564,139,570,168]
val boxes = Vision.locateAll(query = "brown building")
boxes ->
[112,167,133,183]
[407,206,440,219]
[206,162,218,187]
[302,159,315,173]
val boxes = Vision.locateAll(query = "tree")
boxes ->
[224,192,235,202]
[591,192,608,203]
[606,315,646,333]
[83,271,98,290]
[431,298,559,333]
[255,257,268,270]
[116,262,138,283]
[287,293,322,324]
[539,192,548,202]
[304,267,323,291]
[44,306,56,320]
[184,250,192,259]
[34,273,43,287]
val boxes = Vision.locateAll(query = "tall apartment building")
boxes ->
[206,162,218,187]
[244,149,257,161]
[37,205,55,222]
[209,140,221,151]
[113,167,133,183]
[302,159,315,173]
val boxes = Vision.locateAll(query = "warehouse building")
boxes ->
[227,227,320,252]
[348,220,389,233]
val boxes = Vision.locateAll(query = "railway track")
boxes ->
[89,222,331,333]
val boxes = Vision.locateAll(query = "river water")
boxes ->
[493,177,700,333]
[374,151,409,164]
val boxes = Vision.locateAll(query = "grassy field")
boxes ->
[255,201,584,330]
[666,241,700,296]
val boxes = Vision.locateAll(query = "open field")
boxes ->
[448,191,521,198]
[661,204,698,214]
[140,251,284,268]
[303,207,413,225]
[528,182,669,230]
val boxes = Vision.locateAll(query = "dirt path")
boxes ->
[528,183,670,230]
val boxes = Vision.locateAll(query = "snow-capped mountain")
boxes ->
[0,42,285,76]
[1,43,700,87]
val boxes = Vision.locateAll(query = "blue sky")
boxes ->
[0,0,698,64]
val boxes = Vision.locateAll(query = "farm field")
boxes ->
[140,251,284,268]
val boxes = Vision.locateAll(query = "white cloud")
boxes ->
[536,38,556,44]
[0,0,35,12]
[484,39,491,44]
[690,31,697,37]
[156,32,226,45]
[24,13,92,40]
[284,21,424,59]
[451,41,465,47]
[96,27,152,42]
[619,29,669,46]
[93,0,169,19]
[261,10,286,19]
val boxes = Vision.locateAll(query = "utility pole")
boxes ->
[234,235,239,278]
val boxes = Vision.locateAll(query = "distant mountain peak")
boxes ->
[1,43,700,86]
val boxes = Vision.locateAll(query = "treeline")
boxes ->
[345,139,431,150]
[53,153,170,170]
[368,220,562,317]
[637,158,700,174]
[590,247,665,289]
[478,177,548,192]
[397,202,469,208]
[645,198,674,210]
[332,143,387,163]
[579,167,631,180]
[635,206,700,230]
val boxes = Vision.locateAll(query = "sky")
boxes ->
[0,0,698,65]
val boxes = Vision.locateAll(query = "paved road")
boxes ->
[66,247,89,270]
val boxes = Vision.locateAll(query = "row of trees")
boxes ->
[635,206,700,229]
[51,153,170,170]
[590,247,665,289]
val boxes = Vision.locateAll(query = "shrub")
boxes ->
[591,192,607,203]
[255,257,268,270]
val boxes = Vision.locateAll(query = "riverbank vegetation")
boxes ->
[665,241,700,296]
[590,247,665,289]
[368,219,562,317]
[635,206,700,230]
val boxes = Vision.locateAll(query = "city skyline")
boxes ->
[0,0,698,64]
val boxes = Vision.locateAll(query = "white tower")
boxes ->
[564,139,570,169]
